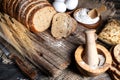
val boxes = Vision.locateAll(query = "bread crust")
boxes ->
[2,0,8,12]
[17,0,38,21]
[20,1,49,29]
[15,0,30,19]
[9,0,17,17]
[3,0,10,13]
[18,0,47,21]
[6,0,12,14]
[13,0,24,18]
[28,5,53,32]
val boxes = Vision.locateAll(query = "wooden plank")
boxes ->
[0,12,88,77]
[0,13,69,76]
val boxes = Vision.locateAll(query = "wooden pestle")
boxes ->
[88,5,107,19]
[84,29,99,69]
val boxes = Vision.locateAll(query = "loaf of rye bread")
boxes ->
[19,1,50,29]
[2,0,56,32]
[51,13,77,39]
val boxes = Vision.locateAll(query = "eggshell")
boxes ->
[53,2,66,12]
[65,0,78,10]
[55,0,65,2]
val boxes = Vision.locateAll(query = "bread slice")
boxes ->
[2,0,8,13]
[28,6,56,32]
[15,0,33,20]
[113,44,120,64]
[9,0,17,17]
[4,0,10,13]
[6,0,12,14]
[12,0,22,18]
[20,1,49,29]
[15,0,47,21]
[51,13,77,39]
[17,0,43,21]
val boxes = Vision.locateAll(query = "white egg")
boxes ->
[53,2,66,12]
[55,0,65,2]
[65,0,78,10]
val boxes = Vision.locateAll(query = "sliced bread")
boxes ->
[16,0,36,22]
[20,1,49,29]
[113,44,120,64]
[12,0,22,18]
[15,0,34,21]
[9,0,17,17]
[2,0,56,33]
[17,0,46,21]
[28,6,56,32]
[51,13,77,39]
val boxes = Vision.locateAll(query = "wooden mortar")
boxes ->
[75,29,112,76]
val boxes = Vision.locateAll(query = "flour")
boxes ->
[74,8,100,24]
[82,54,105,70]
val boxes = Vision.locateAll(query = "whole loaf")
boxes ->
[1,0,56,32]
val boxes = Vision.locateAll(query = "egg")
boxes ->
[53,2,66,12]
[65,0,78,10]
[55,0,65,2]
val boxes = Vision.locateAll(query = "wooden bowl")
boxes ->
[73,8,102,29]
[75,44,112,76]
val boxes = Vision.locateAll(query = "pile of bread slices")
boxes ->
[2,0,78,39]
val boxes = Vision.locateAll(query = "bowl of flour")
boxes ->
[73,8,102,29]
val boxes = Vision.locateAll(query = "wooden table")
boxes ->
[0,0,119,80]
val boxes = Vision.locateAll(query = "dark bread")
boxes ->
[28,5,55,32]
[20,1,49,29]
[17,0,40,21]
[9,0,17,17]
[51,13,77,39]
[2,0,9,13]
[15,0,33,20]
[6,0,12,14]
[12,0,22,18]
[16,0,47,21]
[2,0,6,12]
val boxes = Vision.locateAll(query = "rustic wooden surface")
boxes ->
[0,0,119,80]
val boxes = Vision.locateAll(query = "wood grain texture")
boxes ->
[0,0,117,80]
